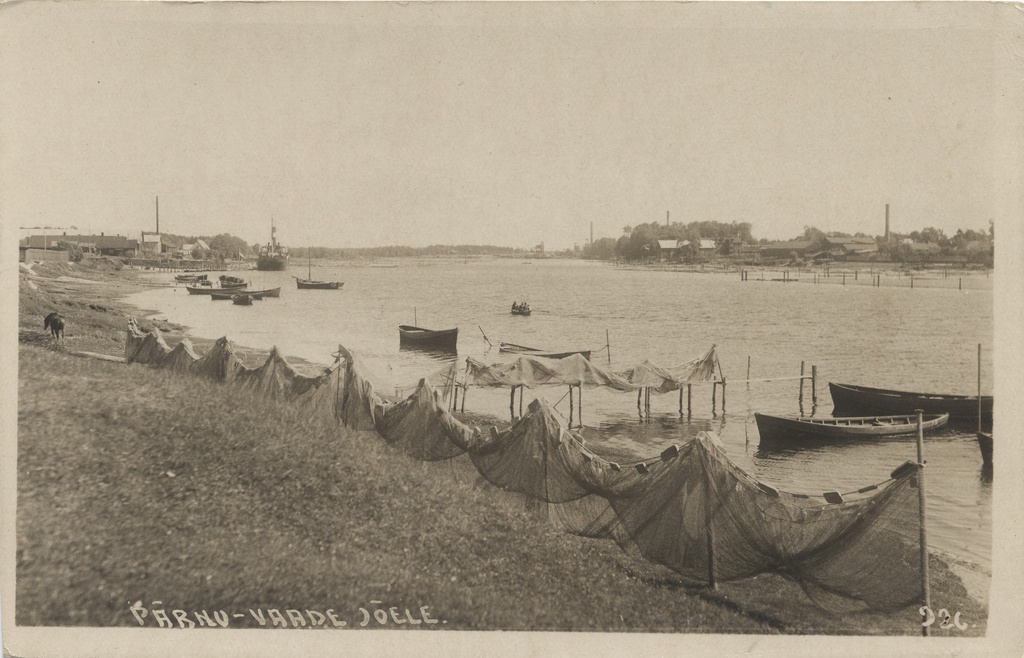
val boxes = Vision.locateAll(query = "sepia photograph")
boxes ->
[2,1,1022,656]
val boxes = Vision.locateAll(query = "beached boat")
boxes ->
[829,382,992,424]
[498,342,591,360]
[186,283,249,295]
[294,247,342,289]
[231,294,254,306]
[398,325,458,352]
[755,412,949,445]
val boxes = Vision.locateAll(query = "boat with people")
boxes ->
[755,412,949,446]
[231,294,255,306]
[255,218,289,271]
[398,325,458,352]
[498,342,591,360]
[294,247,343,289]
[829,382,992,424]
[510,301,531,316]
[219,275,247,286]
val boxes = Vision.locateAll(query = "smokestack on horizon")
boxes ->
[885,203,889,241]
[666,210,670,226]
[156,196,160,234]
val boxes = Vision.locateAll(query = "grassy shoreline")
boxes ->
[16,258,988,634]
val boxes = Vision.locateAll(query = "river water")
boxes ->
[125,258,993,571]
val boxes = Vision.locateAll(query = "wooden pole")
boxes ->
[414,307,417,325]
[799,360,805,406]
[916,409,930,637]
[721,378,726,412]
[637,389,643,417]
[461,385,466,413]
[687,384,692,416]
[705,466,717,590]
[606,329,611,365]
[569,385,574,426]
[510,387,515,420]
[519,385,524,418]
[978,343,983,434]
[746,355,751,381]
[679,387,683,415]
[578,385,582,428]
[811,365,817,404]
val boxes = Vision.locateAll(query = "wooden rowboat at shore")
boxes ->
[829,382,992,424]
[755,412,949,446]
[398,325,458,352]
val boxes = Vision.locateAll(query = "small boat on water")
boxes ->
[398,325,458,352]
[977,432,993,467]
[219,275,246,286]
[295,247,343,289]
[829,382,993,424]
[186,283,249,295]
[511,301,531,316]
[212,289,273,301]
[755,412,950,445]
[498,342,591,360]
[175,273,208,283]
[231,294,254,306]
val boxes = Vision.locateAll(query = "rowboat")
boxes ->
[398,325,458,352]
[175,273,208,283]
[212,290,269,301]
[498,342,591,360]
[219,275,247,286]
[977,432,993,467]
[186,283,249,295]
[231,294,254,306]
[829,382,992,424]
[511,302,531,316]
[755,412,949,445]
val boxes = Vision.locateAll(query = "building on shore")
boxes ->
[19,233,139,260]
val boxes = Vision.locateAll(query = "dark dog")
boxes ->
[44,312,65,343]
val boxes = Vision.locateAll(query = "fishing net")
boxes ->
[123,320,925,612]
[464,346,720,392]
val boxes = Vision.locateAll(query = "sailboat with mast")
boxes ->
[294,246,343,289]
[256,217,289,271]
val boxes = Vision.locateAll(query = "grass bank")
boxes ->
[15,259,988,634]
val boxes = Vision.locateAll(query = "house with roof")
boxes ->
[821,236,879,260]
[19,233,138,260]
[758,239,816,260]
[176,239,210,259]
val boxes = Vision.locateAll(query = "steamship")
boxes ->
[256,218,289,271]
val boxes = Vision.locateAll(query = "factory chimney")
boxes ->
[666,210,670,226]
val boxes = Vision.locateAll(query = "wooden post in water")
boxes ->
[916,409,931,637]
[721,378,726,411]
[414,307,417,325]
[461,384,466,413]
[637,389,643,418]
[799,361,805,406]
[843,272,846,285]
[687,384,692,416]
[568,386,573,426]
[811,365,817,405]
[911,275,914,289]
[978,343,983,434]
[746,355,751,382]
[578,385,583,428]
[519,385,524,418]
[510,387,515,420]
[606,329,611,365]
[679,387,684,415]
[959,278,962,291]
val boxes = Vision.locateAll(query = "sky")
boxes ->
[0,2,1014,250]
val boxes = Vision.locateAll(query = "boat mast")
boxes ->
[308,246,312,280]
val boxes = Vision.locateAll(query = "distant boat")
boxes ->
[175,273,208,283]
[186,283,248,295]
[294,247,342,289]
[498,342,591,360]
[511,301,531,316]
[398,325,458,352]
[829,382,992,424]
[755,412,949,446]
[256,218,288,271]
[231,294,254,306]
[211,287,279,301]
